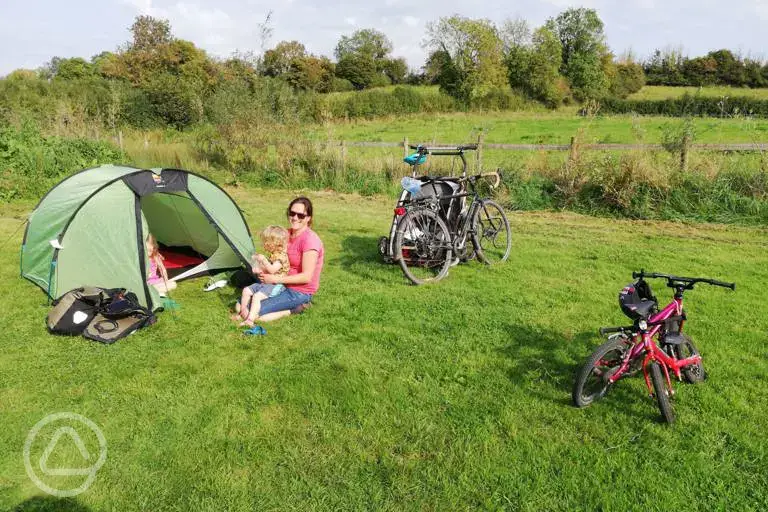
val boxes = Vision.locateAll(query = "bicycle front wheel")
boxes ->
[649,362,675,424]
[471,199,511,265]
[572,335,631,407]
[394,208,452,285]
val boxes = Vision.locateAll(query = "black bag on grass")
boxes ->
[47,287,155,342]
[47,287,114,335]
[82,290,155,344]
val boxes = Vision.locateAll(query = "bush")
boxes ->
[0,123,123,200]
[600,93,768,117]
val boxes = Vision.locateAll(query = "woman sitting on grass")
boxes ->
[243,197,324,324]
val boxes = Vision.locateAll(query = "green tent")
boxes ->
[21,165,255,310]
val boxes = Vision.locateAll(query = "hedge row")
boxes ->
[599,94,768,117]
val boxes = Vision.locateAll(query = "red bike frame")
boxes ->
[607,296,702,397]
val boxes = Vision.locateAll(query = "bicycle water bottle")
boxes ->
[401,176,422,195]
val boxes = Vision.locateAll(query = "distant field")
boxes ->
[304,111,768,145]
[629,85,768,101]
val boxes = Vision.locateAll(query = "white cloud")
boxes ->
[403,15,419,27]
[344,17,357,26]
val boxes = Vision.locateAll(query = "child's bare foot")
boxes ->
[239,319,255,327]
[230,313,242,322]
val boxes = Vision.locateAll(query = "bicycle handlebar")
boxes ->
[408,144,478,153]
[632,270,735,290]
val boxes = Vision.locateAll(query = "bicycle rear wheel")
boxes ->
[572,335,631,407]
[649,362,675,424]
[394,208,452,285]
[471,199,511,264]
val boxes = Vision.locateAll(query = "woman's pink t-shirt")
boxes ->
[286,228,324,295]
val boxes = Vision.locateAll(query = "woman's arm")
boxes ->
[258,250,318,285]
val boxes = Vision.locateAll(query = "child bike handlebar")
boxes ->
[632,270,735,290]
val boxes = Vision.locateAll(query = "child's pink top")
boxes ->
[286,228,324,295]
[147,258,163,285]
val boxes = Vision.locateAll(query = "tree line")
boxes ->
[1,9,765,130]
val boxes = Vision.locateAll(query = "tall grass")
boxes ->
[3,115,768,225]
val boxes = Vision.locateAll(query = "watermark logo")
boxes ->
[24,412,107,497]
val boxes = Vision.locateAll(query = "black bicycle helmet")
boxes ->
[619,279,657,320]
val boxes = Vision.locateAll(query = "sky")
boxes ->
[1,0,767,76]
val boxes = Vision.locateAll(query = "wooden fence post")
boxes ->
[568,136,578,164]
[118,130,124,152]
[476,134,484,172]
[340,140,347,172]
[403,137,409,158]
[680,133,691,172]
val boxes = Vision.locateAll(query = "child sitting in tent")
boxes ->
[233,225,290,327]
[146,233,177,295]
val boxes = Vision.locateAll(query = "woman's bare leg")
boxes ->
[257,310,292,323]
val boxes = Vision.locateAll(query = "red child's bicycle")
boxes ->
[572,270,735,423]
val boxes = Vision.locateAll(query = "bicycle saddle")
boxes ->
[624,299,656,319]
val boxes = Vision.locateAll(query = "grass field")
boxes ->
[303,110,768,145]
[1,188,767,510]
[629,85,768,101]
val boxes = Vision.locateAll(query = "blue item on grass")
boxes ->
[243,325,266,336]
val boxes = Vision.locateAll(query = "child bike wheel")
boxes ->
[674,333,706,383]
[649,362,675,424]
[572,335,630,407]
[471,199,511,265]
[394,208,452,285]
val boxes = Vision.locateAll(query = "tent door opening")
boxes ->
[140,192,241,281]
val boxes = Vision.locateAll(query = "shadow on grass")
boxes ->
[12,496,91,511]
[498,323,659,423]
[337,235,395,283]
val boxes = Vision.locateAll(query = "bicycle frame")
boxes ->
[404,175,486,254]
[607,295,701,397]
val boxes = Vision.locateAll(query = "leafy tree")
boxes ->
[425,15,507,102]
[526,27,568,107]
[286,55,335,92]
[54,58,95,80]
[610,61,646,98]
[545,8,610,99]
[334,29,392,61]
[5,69,38,81]
[335,53,377,89]
[681,56,717,86]
[744,59,767,88]
[643,47,685,85]
[381,57,408,84]
[708,49,746,86]
[262,41,307,77]
[129,15,172,52]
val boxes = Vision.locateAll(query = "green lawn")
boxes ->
[1,188,767,510]
[629,85,768,101]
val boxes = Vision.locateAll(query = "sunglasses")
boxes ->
[287,210,308,220]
